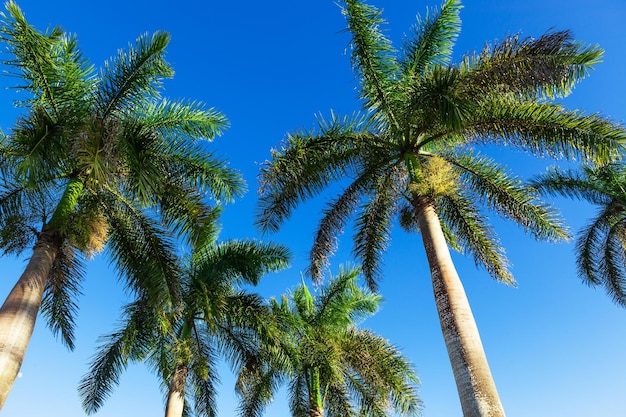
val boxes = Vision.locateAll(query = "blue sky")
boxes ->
[1,1,625,416]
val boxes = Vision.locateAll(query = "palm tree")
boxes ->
[531,162,626,306]
[236,266,421,417]
[255,0,625,415]
[0,2,244,407]
[79,233,291,417]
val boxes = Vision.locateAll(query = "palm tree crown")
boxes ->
[0,2,244,407]
[237,266,421,417]
[255,0,625,415]
[532,163,626,306]
[79,233,291,417]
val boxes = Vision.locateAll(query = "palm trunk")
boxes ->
[165,363,188,417]
[0,229,61,409]
[415,196,505,417]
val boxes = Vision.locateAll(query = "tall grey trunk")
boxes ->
[165,363,188,417]
[0,230,60,409]
[415,196,505,417]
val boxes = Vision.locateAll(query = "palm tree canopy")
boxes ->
[256,0,625,289]
[237,265,421,417]
[79,235,291,417]
[0,1,245,347]
[531,163,626,306]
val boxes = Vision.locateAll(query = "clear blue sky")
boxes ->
[1,1,625,416]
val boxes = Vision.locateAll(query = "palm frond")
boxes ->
[41,242,85,349]
[79,298,157,414]
[401,0,462,76]
[437,192,513,283]
[99,190,181,303]
[155,146,246,203]
[450,151,570,242]
[460,30,603,99]
[353,169,400,290]
[257,119,368,233]
[599,218,626,306]
[341,0,400,127]
[96,31,173,118]
[0,1,64,113]
[141,99,230,140]
[463,100,625,164]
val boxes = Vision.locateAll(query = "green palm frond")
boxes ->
[576,204,624,285]
[193,240,291,287]
[353,170,399,289]
[599,218,626,305]
[187,325,219,417]
[531,165,619,205]
[308,172,374,280]
[460,30,603,99]
[99,191,180,302]
[341,0,400,126]
[41,242,85,349]
[401,0,462,76]
[316,266,380,327]
[96,31,173,118]
[141,99,230,140]
[257,128,364,233]
[437,193,513,283]
[450,151,570,242]
[79,298,158,414]
[155,145,246,203]
[463,100,625,164]
[0,1,64,112]
[288,374,311,417]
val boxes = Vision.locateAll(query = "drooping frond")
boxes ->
[460,30,603,99]
[449,151,570,242]
[154,145,246,204]
[437,192,513,283]
[401,0,462,76]
[41,242,85,349]
[99,190,180,303]
[79,298,158,414]
[576,204,623,285]
[463,100,625,164]
[353,168,401,290]
[257,115,370,233]
[193,240,291,287]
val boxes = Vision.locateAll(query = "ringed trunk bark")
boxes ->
[165,363,188,417]
[0,230,61,409]
[415,196,505,417]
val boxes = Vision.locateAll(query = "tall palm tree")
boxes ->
[255,1,625,416]
[0,2,244,407]
[531,162,626,306]
[79,234,291,417]
[237,266,421,417]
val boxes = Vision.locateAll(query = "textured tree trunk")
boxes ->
[165,363,188,417]
[415,196,505,417]
[0,230,60,409]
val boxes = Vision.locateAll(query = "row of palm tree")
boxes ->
[0,0,624,416]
